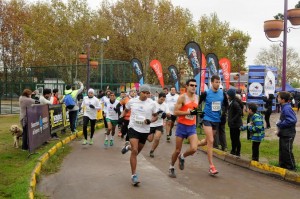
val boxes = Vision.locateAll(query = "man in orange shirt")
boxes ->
[168,79,198,178]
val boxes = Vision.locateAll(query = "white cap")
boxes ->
[88,88,95,94]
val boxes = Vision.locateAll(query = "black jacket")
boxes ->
[228,99,243,128]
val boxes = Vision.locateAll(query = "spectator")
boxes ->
[62,81,84,134]
[50,88,60,105]
[262,94,274,129]
[19,89,35,150]
[227,88,243,157]
[276,91,297,171]
[240,103,265,161]
[39,88,52,105]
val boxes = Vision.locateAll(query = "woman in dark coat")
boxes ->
[227,89,243,156]
[262,94,274,129]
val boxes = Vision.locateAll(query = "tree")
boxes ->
[254,44,300,86]
[196,13,251,72]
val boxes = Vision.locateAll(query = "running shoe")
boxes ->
[89,139,93,145]
[149,150,154,158]
[168,168,176,178]
[104,139,108,147]
[121,141,130,154]
[209,165,219,175]
[110,139,114,146]
[131,174,140,186]
[178,154,185,170]
[166,135,170,142]
[82,139,87,145]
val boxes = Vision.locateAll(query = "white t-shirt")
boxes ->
[150,101,169,127]
[101,96,110,113]
[82,96,101,120]
[166,93,179,115]
[106,100,120,120]
[126,98,156,133]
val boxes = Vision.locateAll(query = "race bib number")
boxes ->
[134,115,145,125]
[212,101,221,111]
[185,108,195,120]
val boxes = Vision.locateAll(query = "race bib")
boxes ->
[212,101,221,111]
[185,108,195,120]
[134,115,145,125]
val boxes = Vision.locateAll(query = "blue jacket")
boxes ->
[276,103,297,137]
[241,113,264,142]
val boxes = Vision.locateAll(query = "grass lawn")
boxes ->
[197,119,300,172]
[0,115,76,199]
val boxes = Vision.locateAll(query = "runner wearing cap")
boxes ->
[120,84,158,186]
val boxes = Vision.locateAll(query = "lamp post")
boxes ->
[264,0,300,91]
[92,35,109,90]
[79,44,91,89]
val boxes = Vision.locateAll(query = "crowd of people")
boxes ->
[19,76,298,186]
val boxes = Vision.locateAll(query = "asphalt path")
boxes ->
[38,128,300,199]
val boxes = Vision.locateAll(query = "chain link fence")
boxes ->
[0,59,135,114]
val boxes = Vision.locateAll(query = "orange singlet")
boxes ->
[177,94,198,126]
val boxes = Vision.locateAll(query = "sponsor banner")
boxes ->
[150,60,165,88]
[184,41,202,94]
[27,105,51,153]
[168,65,180,92]
[130,58,144,85]
[201,53,207,92]
[206,53,219,78]
[49,104,63,132]
[247,65,277,111]
[219,58,231,90]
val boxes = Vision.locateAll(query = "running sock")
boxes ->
[180,153,185,159]
[105,135,108,140]
[110,135,114,140]
[169,165,175,169]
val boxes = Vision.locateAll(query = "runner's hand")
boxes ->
[156,110,163,114]
[190,107,198,115]
[89,104,95,109]
[161,112,167,119]
[145,119,151,125]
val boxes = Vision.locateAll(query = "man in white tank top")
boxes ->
[165,87,179,142]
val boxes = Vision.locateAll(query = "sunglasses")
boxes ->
[189,84,197,87]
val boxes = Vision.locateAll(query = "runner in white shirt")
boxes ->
[81,89,101,145]
[147,92,170,158]
[120,84,158,186]
[104,92,119,147]
[165,87,179,142]
[100,90,111,130]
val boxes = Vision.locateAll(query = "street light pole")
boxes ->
[86,44,91,90]
[282,0,288,92]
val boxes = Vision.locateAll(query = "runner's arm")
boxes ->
[174,95,189,116]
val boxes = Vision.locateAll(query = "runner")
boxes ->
[147,92,170,158]
[104,92,119,147]
[165,86,179,142]
[81,88,101,145]
[168,79,198,178]
[120,84,158,185]
[101,90,111,131]
[117,89,137,141]
[198,75,228,175]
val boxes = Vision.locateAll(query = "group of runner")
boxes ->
[95,75,224,186]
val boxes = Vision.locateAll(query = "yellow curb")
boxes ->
[285,170,300,183]
[33,162,42,175]
[48,145,57,157]
[62,137,71,144]
[55,141,63,149]
[250,161,286,177]
[39,153,49,164]
[77,131,83,137]
[30,173,36,191]
[70,134,76,140]
[28,189,34,199]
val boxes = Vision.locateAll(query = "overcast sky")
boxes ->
[85,0,299,67]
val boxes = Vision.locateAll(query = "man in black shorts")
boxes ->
[165,87,179,142]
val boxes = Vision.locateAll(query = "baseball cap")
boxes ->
[139,85,151,93]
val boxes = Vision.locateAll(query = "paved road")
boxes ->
[38,128,300,199]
